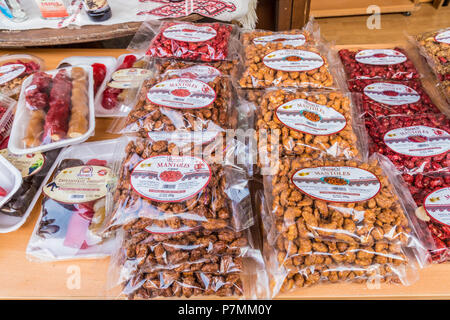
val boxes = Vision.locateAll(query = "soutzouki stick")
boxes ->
[67,67,89,138]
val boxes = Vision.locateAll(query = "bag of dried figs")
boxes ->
[26,138,127,261]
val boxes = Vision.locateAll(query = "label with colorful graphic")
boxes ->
[275,98,346,135]
[253,33,306,46]
[147,78,216,109]
[263,49,324,72]
[43,166,112,203]
[107,68,152,89]
[292,166,381,203]
[435,30,450,45]
[355,49,407,65]
[363,82,421,105]
[35,0,69,19]
[424,187,450,226]
[0,149,44,178]
[163,24,217,42]
[164,65,222,82]
[130,155,211,202]
[383,126,450,157]
[0,64,26,85]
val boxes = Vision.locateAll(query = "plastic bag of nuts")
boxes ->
[109,71,236,136]
[256,89,366,161]
[403,171,450,263]
[154,58,240,79]
[415,28,450,80]
[238,42,337,89]
[365,113,450,174]
[348,79,442,118]
[338,48,420,81]
[129,20,239,62]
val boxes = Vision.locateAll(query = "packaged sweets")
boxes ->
[26,139,124,261]
[338,48,420,81]
[130,21,239,62]
[348,79,442,117]
[415,28,450,79]
[9,66,95,155]
[365,114,450,174]
[238,43,336,89]
[257,89,365,160]
[155,59,239,79]
[241,29,311,47]
[0,54,44,99]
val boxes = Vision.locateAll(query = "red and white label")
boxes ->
[164,65,222,82]
[130,155,211,203]
[275,98,346,135]
[163,24,217,42]
[355,49,407,65]
[424,187,450,226]
[263,49,324,72]
[0,64,26,85]
[292,166,381,203]
[363,82,420,106]
[147,78,216,109]
[435,30,450,44]
[253,34,306,46]
[383,126,450,157]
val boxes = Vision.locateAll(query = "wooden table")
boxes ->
[0,48,449,299]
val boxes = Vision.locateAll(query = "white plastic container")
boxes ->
[0,154,22,208]
[0,93,16,146]
[8,65,96,155]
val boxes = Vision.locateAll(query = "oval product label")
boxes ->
[275,98,346,135]
[0,64,26,85]
[147,131,219,146]
[43,166,112,204]
[130,155,211,203]
[0,149,44,178]
[107,68,152,89]
[263,49,324,72]
[164,65,222,82]
[147,78,216,109]
[292,166,381,203]
[363,82,421,106]
[163,23,217,42]
[383,125,450,157]
[435,30,450,44]
[424,187,450,226]
[253,33,306,46]
[355,49,407,65]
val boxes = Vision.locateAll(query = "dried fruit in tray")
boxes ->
[0,54,44,99]
[144,21,235,62]
[338,48,420,80]
[348,79,442,117]
[365,114,450,174]
[238,44,335,89]
[403,171,450,263]
[257,89,364,160]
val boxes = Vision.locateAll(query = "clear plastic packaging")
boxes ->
[155,58,240,79]
[348,79,442,117]
[241,29,311,48]
[96,54,152,117]
[26,138,126,261]
[0,93,15,148]
[338,47,420,81]
[129,20,240,62]
[256,89,366,160]
[0,153,22,208]
[0,54,44,100]
[365,113,450,174]
[8,66,95,155]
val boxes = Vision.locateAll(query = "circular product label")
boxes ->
[263,49,324,72]
[147,131,219,146]
[355,49,407,65]
[424,187,450,226]
[130,155,211,203]
[163,24,217,42]
[363,82,420,106]
[275,98,346,135]
[0,64,26,85]
[435,30,450,44]
[253,34,306,46]
[43,166,112,204]
[147,78,216,109]
[292,166,381,203]
[0,149,44,178]
[107,68,152,89]
[164,65,222,82]
[383,125,450,157]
